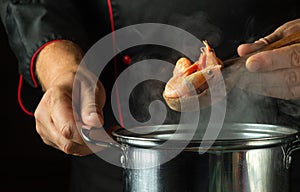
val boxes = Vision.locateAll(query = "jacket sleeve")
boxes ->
[0,0,88,87]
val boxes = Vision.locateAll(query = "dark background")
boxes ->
[0,22,71,191]
[1,19,300,192]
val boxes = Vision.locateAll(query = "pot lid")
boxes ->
[112,123,299,151]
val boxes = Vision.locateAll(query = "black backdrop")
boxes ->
[1,20,300,192]
[0,22,71,191]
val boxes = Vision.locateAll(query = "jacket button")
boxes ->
[122,55,132,65]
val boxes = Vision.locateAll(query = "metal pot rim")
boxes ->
[112,123,299,150]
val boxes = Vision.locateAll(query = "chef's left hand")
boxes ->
[236,18,300,100]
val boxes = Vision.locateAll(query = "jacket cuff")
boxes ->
[18,39,64,116]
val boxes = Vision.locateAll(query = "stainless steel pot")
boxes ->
[81,123,300,192]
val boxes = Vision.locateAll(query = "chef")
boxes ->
[1,0,300,191]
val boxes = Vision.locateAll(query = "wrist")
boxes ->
[35,40,84,90]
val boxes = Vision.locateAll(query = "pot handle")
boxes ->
[81,128,122,150]
[284,135,300,168]
[286,135,300,156]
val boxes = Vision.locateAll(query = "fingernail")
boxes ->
[88,112,99,119]
[246,60,261,72]
[89,112,104,124]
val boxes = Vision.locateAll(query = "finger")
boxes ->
[42,88,87,146]
[259,31,282,45]
[263,86,300,100]
[35,119,60,150]
[47,88,80,140]
[238,67,300,87]
[245,44,300,72]
[34,97,60,145]
[34,78,105,155]
[80,80,105,128]
[35,105,83,154]
[237,40,268,56]
[237,68,300,100]
[266,19,300,41]
[55,136,93,156]
[238,84,300,100]
[36,117,94,156]
[237,30,284,57]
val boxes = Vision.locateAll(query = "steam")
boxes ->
[77,8,300,168]
[163,11,280,126]
[118,12,225,127]
[168,11,222,52]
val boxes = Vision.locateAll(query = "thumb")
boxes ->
[80,80,106,128]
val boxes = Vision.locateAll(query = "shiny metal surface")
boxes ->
[81,123,300,192]
[118,123,300,192]
[123,146,290,192]
[113,123,299,150]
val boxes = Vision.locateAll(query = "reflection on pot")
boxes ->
[82,123,300,192]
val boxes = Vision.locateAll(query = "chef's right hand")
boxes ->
[236,18,300,100]
[34,40,106,156]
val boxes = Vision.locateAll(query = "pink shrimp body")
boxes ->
[164,40,223,98]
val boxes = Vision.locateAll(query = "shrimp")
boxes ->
[164,40,223,98]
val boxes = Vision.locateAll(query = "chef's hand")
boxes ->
[236,18,300,100]
[34,40,106,156]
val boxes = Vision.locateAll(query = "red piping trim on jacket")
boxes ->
[18,75,34,116]
[18,39,63,116]
[107,0,124,127]
[107,0,115,33]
